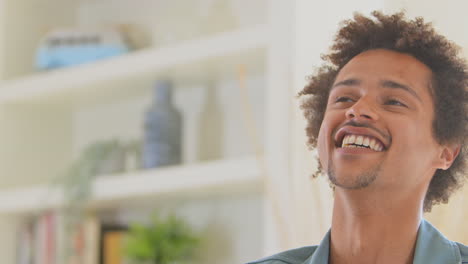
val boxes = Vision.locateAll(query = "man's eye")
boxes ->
[386,99,407,107]
[335,97,353,103]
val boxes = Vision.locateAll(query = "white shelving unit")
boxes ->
[0,156,262,215]
[0,25,267,105]
[0,0,294,264]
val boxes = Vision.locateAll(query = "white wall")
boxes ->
[385,0,468,55]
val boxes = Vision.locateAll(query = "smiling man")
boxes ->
[247,11,467,264]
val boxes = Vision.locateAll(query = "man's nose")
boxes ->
[345,98,379,121]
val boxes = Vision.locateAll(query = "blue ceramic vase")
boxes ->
[142,80,182,169]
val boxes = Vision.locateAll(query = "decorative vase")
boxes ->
[197,82,223,161]
[142,80,182,169]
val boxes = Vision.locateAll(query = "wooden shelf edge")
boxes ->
[0,156,263,215]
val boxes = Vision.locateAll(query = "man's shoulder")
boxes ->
[245,246,318,264]
[419,219,468,263]
[456,242,468,263]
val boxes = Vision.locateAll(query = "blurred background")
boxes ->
[0,0,465,264]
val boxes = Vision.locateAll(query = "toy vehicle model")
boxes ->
[36,27,130,70]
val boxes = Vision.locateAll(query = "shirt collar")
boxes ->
[303,229,330,264]
[302,219,461,264]
[413,219,462,264]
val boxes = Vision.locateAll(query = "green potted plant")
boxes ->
[57,139,124,263]
[124,213,199,264]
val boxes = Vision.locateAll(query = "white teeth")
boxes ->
[369,139,376,149]
[371,142,383,151]
[356,136,363,145]
[363,137,370,147]
[374,143,384,151]
[341,134,385,152]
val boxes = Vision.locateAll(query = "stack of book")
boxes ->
[15,212,128,264]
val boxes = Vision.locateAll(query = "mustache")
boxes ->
[334,120,391,143]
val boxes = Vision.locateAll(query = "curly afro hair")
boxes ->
[298,11,467,212]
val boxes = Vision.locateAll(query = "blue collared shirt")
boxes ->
[247,219,468,264]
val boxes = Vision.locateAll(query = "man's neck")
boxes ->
[329,189,423,264]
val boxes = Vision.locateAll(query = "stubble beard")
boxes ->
[327,156,381,189]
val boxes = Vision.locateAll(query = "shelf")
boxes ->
[0,25,268,106]
[0,156,263,215]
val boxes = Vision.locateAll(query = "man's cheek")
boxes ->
[317,129,329,170]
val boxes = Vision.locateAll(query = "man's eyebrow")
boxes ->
[332,78,422,102]
[332,78,361,88]
[380,80,422,102]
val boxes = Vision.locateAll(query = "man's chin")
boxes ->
[328,167,380,190]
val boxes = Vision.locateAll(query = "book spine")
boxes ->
[84,215,100,264]
[44,212,55,264]
[16,219,34,264]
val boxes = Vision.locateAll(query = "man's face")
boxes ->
[317,49,444,193]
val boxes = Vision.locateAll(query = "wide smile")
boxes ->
[341,134,384,151]
[334,126,390,154]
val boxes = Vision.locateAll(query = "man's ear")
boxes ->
[436,144,461,170]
